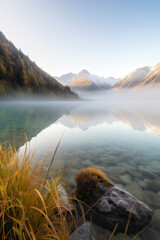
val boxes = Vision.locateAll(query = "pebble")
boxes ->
[52,159,65,171]
[147,180,160,192]
[128,169,143,179]
[107,166,126,177]
[145,191,160,208]
[120,174,132,184]
[139,180,148,189]
[140,227,160,240]
[114,233,131,240]
[81,160,93,167]
[144,190,156,199]
[104,156,118,165]
[93,165,107,172]
[138,166,158,179]
[126,181,150,203]
[152,194,160,208]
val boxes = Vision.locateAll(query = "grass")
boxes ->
[75,167,114,202]
[0,143,76,240]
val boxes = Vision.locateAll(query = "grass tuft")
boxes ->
[0,143,75,240]
[75,167,114,201]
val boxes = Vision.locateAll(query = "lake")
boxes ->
[0,100,160,238]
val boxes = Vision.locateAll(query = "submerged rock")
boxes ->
[70,222,97,240]
[126,181,145,201]
[138,167,158,179]
[119,174,132,184]
[140,227,160,240]
[74,167,153,235]
[147,180,160,192]
[114,233,132,240]
[107,166,126,177]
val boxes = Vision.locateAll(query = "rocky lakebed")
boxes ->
[50,147,160,240]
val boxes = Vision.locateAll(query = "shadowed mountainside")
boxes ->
[0,32,78,99]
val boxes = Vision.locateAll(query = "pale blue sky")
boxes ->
[0,0,160,78]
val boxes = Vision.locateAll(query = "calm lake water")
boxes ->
[0,100,160,238]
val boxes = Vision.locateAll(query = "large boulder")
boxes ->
[74,167,153,234]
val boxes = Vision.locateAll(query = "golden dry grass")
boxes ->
[0,143,76,240]
[75,167,114,201]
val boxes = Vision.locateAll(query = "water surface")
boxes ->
[0,100,160,238]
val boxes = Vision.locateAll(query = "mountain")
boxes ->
[113,66,151,89]
[55,69,119,91]
[55,72,76,85]
[0,32,77,98]
[135,63,160,88]
[69,77,99,91]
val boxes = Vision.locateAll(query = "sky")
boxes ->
[0,0,160,78]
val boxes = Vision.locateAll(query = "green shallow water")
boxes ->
[0,100,160,239]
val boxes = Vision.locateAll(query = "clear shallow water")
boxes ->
[0,100,160,238]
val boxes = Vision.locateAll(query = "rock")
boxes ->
[70,157,81,167]
[127,182,151,205]
[130,235,143,240]
[152,194,160,208]
[147,180,160,192]
[117,184,125,189]
[93,223,112,240]
[155,177,160,183]
[119,174,132,184]
[119,163,136,172]
[147,215,160,233]
[107,166,126,177]
[140,227,160,240]
[109,175,125,186]
[153,208,160,216]
[138,166,158,179]
[93,165,106,172]
[139,180,148,189]
[75,185,152,234]
[128,169,143,179]
[81,160,93,167]
[70,222,97,240]
[114,233,132,240]
[145,190,160,208]
[144,190,156,199]
[126,181,144,202]
[96,185,152,232]
[149,161,160,173]
[57,184,71,209]
[52,159,65,171]
[74,168,153,235]
[104,156,118,165]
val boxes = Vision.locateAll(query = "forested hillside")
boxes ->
[0,32,77,98]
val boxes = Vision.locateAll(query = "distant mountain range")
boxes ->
[0,32,77,99]
[2,30,159,96]
[55,70,119,91]
[113,63,160,89]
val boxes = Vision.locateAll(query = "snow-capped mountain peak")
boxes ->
[55,70,119,91]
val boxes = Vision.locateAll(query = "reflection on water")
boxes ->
[0,100,160,238]
[0,101,76,147]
